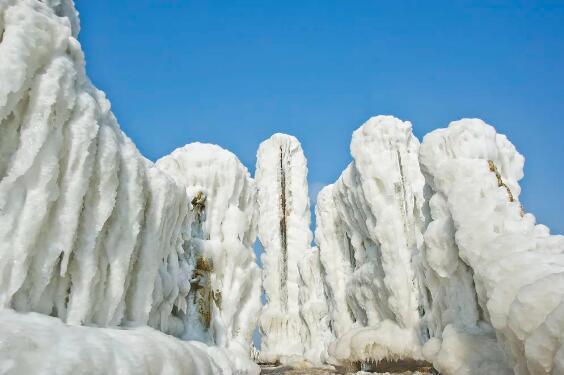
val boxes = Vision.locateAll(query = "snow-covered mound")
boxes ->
[0,1,259,373]
[255,134,312,362]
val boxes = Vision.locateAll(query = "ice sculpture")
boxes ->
[255,133,312,362]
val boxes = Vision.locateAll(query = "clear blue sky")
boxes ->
[75,0,563,235]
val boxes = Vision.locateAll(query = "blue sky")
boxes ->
[76,0,564,235]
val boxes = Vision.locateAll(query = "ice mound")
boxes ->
[329,320,423,364]
[255,133,313,362]
[297,247,333,365]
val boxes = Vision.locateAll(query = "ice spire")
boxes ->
[255,133,312,362]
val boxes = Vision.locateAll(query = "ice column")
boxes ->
[317,116,429,364]
[256,133,312,362]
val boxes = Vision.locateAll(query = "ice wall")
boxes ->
[0,1,259,373]
[419,119,564,375]
[0,0,192,334]
[255,133,312,362]
[156,143,261,356]
[316,116,428,364]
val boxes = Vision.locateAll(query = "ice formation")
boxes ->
[311,116,564,374]
[0,1,562,375]
[314,117,428,365]
[156,143,261,357]
[0,1,259,373]
[255,134,313,362]
[419,119,564,375]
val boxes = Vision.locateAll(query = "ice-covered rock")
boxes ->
[255,133,312,362]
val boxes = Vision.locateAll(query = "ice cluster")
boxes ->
[309,117,564,375]
[0,1,563,375]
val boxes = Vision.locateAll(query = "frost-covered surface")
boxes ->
[156,143,261,357]
[256,134,312,362]
[316,116,428,364]
[0,1,259,373]
[419,119,564,375]
[0,309,259,375]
